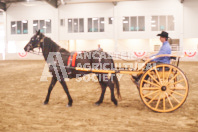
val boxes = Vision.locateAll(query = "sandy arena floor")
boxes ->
[0,60,198,132]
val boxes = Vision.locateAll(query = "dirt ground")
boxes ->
[0,60,198,132]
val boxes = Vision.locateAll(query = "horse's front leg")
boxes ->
[44,77,57,105]
[59,78,73,107]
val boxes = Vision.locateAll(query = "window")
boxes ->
[22,20,28,34]
[88,17,105,32]
[11,22,16,34]
[33,19,51,34]
[11,20,28,34]
[79,18,84,32]
[109,17,113,24]
[40,20,45,33]
[123,16,145,32]
[68,19,72,33]
[93,18,98,32]
[138,16,145,31]
[151,16,158,31]
[17,21,22,34]
[99,18,104,32]
[169,39,180,51]
[88,18,92,32]
[123,17,129,31]
[33,20,38,33]
[130,17,137,31]
[60,19,65,26]
[159,16,166,31]
[151,15,174,31]
[68,18,84,33]
[167,16,174,31]
[73,19,78,33]
[46,19,51,33]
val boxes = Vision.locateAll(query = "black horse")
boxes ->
[24,30,121,107]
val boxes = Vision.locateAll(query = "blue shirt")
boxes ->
[150,41,171,64]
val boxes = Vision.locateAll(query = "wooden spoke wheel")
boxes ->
[143,70,177,100]
[139,64,189,112]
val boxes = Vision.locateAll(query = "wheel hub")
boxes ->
[161,86,167,91]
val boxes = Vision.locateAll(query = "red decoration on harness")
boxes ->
[67,52,78,67]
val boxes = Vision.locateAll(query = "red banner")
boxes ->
[18,52,28,58]
[184,51,196,57]
[134,51,146,57]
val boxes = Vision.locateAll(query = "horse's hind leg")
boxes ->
[95,74,118,105]
[95,78,107,105]
[44,77,57,105]
[96,74,117,106]
[108,79,117,106]
[59,78,73,107]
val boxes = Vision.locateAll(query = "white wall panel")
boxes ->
[183,0,198,38]
[58,3,114,40]
[7,1,58,41]
[3,0,198,61]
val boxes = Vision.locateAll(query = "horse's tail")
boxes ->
[112,73,122,100]
[110,58,121,100]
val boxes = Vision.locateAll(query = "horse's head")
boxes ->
[24,30,45,52]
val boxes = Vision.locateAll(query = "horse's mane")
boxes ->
[59,48,69,53]
[44,37,69,54]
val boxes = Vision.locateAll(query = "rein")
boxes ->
[28,36,143,63]
[28,36,71,58]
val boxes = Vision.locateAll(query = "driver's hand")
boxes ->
[142,56,150,61]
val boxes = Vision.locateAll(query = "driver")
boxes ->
[132,31,172,84]
[148,31,171,64]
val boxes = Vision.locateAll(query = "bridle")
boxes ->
[28,36,45,56]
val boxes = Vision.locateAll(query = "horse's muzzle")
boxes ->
[24,45,31,52]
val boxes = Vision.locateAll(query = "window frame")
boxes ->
[123,16,145,32]
[151,15,175,31]
[67,18,84,33]
[88,17,105,33]
[33,19,52,34]
[11,20,28,35]
[108,17,113,24]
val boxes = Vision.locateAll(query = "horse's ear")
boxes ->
[37,30,40,35]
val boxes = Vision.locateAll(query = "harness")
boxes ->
[38,37,45,49]
[28,36,46,55]
[67,52,78,67]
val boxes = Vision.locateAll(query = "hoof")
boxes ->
[112,100,118,106]
[67,104,72,107]
[43,101,48,105]
[95,101,102,106]
[67,102,72,107]
[95,103,100,106]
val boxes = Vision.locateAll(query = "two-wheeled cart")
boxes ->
[74,54,188,113]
